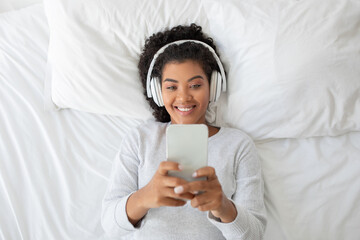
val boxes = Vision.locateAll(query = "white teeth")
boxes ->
[177,107,193,112]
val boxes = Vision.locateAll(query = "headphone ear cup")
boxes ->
[209,71,218,102]
[150,77,160,106]
[155,78,164,107]
[215,71,222,102]
[151,77,164,107]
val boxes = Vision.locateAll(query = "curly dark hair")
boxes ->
[138,23,222,122]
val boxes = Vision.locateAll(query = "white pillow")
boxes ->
[43,0,210,120]
[0,0,41,13]
[44,0,360,140]
[205,0,360,139]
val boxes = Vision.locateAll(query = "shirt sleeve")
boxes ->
[207,136,267,240]
[101,130,141,238]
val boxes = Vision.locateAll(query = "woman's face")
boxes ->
[161,60,210,125]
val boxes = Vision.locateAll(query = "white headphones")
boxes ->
[146,39,227,107]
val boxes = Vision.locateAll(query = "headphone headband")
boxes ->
[146,39,227,98]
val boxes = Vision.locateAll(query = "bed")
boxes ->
[0,1,359,239]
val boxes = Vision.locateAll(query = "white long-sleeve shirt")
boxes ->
[101,121,266,239]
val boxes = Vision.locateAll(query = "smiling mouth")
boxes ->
[175,105,196,113]
[177,106,194,112]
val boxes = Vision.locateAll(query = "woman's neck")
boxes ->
[207,125,220,137]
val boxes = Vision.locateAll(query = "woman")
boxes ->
[101,23,266,240]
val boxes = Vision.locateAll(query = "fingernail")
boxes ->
[178,164,183,171]
[174,186,184,194]
[192,172,197,178]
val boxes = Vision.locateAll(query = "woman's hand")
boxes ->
[173,166,237,223]
[142,161,194,208]
[126,161,194,225]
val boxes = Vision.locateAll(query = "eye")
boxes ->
[166,86,177,90]
[190,84,201,89]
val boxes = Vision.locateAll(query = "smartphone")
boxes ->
[166,124,208,182]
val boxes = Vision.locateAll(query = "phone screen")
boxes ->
[166,124,208,182]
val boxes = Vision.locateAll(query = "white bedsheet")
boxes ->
[0,5,141,239]
[258,134,360,240]
[1,4,359,240]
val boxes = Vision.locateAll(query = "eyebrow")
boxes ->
[163,75,204,83]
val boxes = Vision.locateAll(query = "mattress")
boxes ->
[0,3,359,240]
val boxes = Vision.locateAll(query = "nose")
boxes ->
[176,86,192,102]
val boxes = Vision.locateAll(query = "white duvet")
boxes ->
[0,3,359,240]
